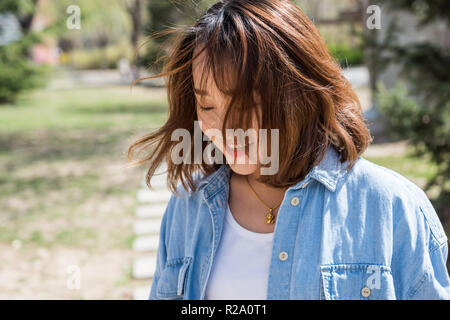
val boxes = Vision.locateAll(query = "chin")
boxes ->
[228,162,259,175]
[216,143,260,175]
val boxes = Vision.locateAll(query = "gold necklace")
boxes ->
[246,175,282,224]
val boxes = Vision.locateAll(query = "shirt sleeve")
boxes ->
[407,241,450,299]
[392,189,450,299]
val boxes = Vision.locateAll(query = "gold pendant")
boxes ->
[266,208,275,224]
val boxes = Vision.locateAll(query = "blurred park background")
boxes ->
[0,0,449,299]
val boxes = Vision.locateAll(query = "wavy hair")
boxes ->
[128,0,372,193]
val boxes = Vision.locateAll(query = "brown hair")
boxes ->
[128,0,372,193]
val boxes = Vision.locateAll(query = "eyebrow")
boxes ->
[194,88,209,96]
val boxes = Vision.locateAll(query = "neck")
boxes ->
[238,171,288,210]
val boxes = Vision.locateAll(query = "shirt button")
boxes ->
[290,197,299,206]
[361,287,371,298]
[279,251,288,261]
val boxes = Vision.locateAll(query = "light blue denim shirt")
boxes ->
[149,146,450,300]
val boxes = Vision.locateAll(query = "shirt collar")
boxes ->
[197,146,347,197]
[291,146,347,192]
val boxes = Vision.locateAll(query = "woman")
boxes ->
[128,0,450,299]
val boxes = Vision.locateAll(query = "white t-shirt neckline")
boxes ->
[225,204,274,240]
[204,203,275,300]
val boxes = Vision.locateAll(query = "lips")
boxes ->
[226,144,245,150]
[226,142,254,150]
[225,142,255,157]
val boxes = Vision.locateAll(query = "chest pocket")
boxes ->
[320,263,396,300]
[156,257,192,300]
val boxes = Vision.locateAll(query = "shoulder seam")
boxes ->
[419,205,448,250]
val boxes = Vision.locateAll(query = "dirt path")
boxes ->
[363,140,410,158]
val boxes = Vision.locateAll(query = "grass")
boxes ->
[0,82,170,299]
[0,85,168,251]
[0,86,168,133]
[364,152,438,190]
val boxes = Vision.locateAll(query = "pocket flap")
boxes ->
[156,257,192,299]
[320,263,396,300]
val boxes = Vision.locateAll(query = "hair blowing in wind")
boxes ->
[128,0,372,193]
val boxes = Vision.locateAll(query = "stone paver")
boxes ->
[141,174,168,189]
[133,219,162,235]
[132,235,160,252]
[132,256,157,279]
[137,189,172,203]
[132,168,169,298]
[135,203,167,219]
[133,286,151,300]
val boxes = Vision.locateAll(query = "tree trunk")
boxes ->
[127,0,142,80]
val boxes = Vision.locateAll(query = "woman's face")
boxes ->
[192,51,260,176]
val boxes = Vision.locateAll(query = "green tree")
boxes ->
[141,0,216,73]
[0,0,48,104]
[374,0,450,227]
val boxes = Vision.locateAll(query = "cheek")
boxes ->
[197,115,213,136]
[197,110,222,132]
[196,113,222,148]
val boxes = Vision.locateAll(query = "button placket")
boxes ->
[266,188,306,299]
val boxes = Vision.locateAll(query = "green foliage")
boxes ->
[374,0,450,217]
[376,80,450,216]
[376,43,450,188]
[0,1,50,104]
[58,0,132,46]
[0,32,48,104]
[380,0,450,25]
[328,42,364,67]
[64,41,134,70]
[0,48,37,103]
[0,0,36,20]
[376,82,420,138]
[141,0,216,71]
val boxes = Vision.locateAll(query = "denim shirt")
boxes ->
[149,147,450,300]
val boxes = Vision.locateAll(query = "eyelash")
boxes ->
[199,106,214,111]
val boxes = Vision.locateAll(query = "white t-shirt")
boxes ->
[204,204,274,300]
